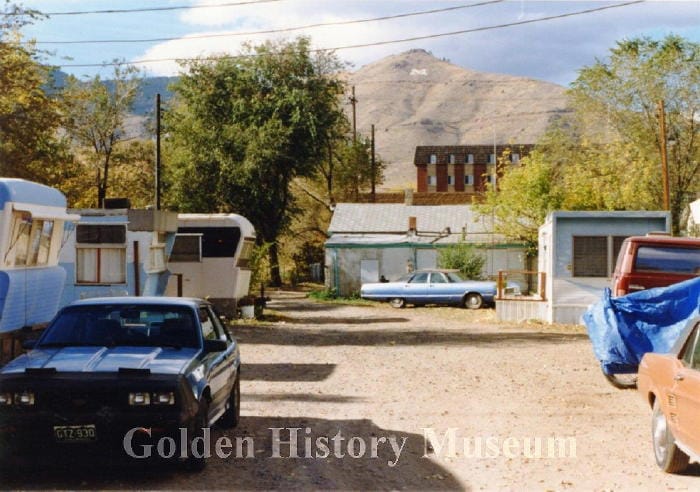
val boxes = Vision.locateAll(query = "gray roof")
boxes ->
[327,203,506,243]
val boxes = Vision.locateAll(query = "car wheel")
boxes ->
[652,399,689,473]
[186,399,210,472]
[389,298,405,308]
[602,371,637,390]
[463,293,483,309]
[220,371,241,429]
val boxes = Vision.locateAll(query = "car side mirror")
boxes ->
[22,339,37,350]
[203,339,227,353]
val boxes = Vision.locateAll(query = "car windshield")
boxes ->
[38,305,200,349]
[446,272,464,282]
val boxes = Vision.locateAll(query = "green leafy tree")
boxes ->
[438,241,487,280]
[570,35,700,233]
[334,137,386,201]
[0,3,69,184]
[165,37,346,285]
[61,63,142,207]
[286,130,386,280]
[62,139,155,208]
[478,34,699,244]
[477,145,565,254]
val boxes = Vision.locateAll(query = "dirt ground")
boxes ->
[3,290,700,490]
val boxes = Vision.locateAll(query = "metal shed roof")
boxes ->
[328,203,494,235]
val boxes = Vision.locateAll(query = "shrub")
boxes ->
[438,241,486,279]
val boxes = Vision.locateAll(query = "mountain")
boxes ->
[130,76,177,116]
[345,49,570,189]
[53,49,569,190]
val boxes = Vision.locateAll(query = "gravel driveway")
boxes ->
[3,291,699,490]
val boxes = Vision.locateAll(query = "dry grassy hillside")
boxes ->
[346,49,570,190]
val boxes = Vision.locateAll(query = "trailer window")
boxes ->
[27,220,54,266]
[77,224,125,244]
[8,211,32,266]
[236,238,255,268]
[76,224,127,284]
[177,227,241,258]
[170,234,202,263]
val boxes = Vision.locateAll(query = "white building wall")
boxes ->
[536,212,670,325]
[326,243,528,297]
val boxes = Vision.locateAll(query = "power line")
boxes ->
[35,1,504,45]
[8,0,286,16]
[56,1,645,69]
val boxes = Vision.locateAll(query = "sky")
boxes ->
[16,0,700,87]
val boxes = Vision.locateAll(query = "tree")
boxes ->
[0,3,69,183]
[285,130,386,280]
[478,35,699,244]
[61,63,142,207]
[476,146,565,254]
[570,35,700,233]
[60,139,156,208]
[438,241,487,280]
[165,37,346,285]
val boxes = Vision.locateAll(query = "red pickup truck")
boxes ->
[612,236,700,297]
[637,316,700,473]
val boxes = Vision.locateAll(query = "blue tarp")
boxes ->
[583,276,700,375]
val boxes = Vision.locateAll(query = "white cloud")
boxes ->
[135,0,700,84]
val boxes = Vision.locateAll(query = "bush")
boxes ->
[438,241,486,279]
[308,288,338,300]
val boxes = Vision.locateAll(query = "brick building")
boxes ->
[414,144,535,193]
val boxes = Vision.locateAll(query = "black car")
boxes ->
[0,297,240,470]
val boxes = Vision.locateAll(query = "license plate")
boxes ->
[53,424,97,442]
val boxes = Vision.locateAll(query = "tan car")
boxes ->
[637,316,700,473]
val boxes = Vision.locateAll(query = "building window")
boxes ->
[488,153,496,164]
[448,154,456,164]
[170,233,202,262]
[464,175,474,185]
[573,235,629,278]
[427,175,437,186]
[429,154,437,164]
[76,224,127,284]
[466,154,474,164]
[447,176,454,185]
[511,153,520,163]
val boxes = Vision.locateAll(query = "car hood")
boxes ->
[0,346,199,375]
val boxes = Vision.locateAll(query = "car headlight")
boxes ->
[152,391,175,405]
[0,392,13,406]
[14,391,35,406]
[128,391,175,406]
[129,392,151,406]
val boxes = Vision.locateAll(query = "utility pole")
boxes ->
[492,126,497,190]
[155,93,162,210]
[658,100,670,211]
[349,86,358,143]
[371,124,376,202]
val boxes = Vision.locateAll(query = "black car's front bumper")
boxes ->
[0,373,200,462]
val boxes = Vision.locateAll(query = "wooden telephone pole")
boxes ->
[658,100,670,211]
[349,86,358,143]
[155,93,162,210]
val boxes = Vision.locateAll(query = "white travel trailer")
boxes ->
[166,214,256,316]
